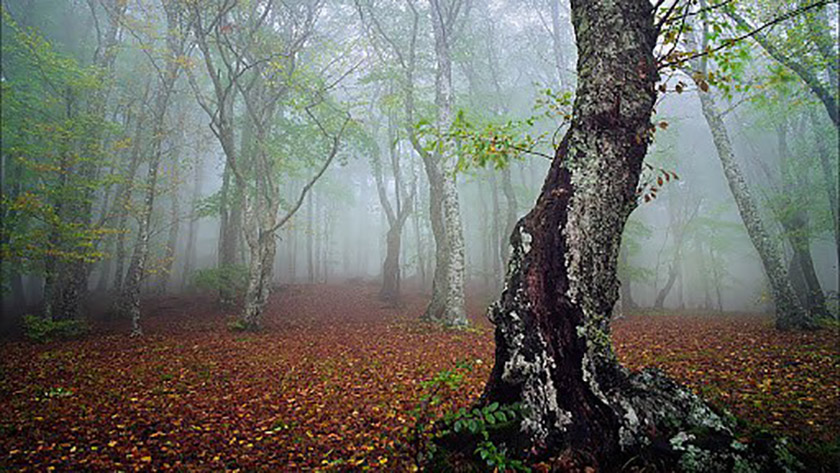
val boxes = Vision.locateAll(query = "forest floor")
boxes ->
[1,283,838,471]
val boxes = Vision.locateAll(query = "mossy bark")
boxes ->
[444,1,803,470]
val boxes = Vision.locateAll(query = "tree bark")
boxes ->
[444,2,795,469]
[119,3,186,336]
[181,153,204,291]
[418,0,468,326]
[695,88,813,330]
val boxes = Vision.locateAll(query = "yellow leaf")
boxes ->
[141,455,152,462]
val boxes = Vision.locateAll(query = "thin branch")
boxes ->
[267,113,351,235]
[658,0,833,70]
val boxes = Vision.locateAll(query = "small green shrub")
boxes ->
[190,265,248,294]
[227,319,247,332]
[23,315,88,343]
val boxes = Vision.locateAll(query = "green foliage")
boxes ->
[402,359,473,466]
[0,9,118,288]
[189,265,248,294]
[413,88,571,173]
[227,319,248,333]
[22,315,88,343]
[474,439,529,472]
[402,360,528,471]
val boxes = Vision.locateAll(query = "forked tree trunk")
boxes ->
[445,2,796,469]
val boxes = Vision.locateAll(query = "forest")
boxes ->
[0,0,838,471]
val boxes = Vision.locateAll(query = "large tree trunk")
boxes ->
[241,227,277,330]
[444,2,793,469]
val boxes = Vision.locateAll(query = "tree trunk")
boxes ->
[181,154,204,291]
[774,119,829,318]
[381,224,403,301]
[113,86,151,296]
[654,257,680,310]
[242,229,277,330]
[618,247,637,311]
[411,169,427,290]
[809,109,839,275]
[695,88,813,330]
[490,172,502,290]
[119,4,184,336]
[307,190,314,284]
[420,0,467,326]
[157,130,183,294]
[218,163,243,305]
[500,165,517,268]
[444,2,792,469]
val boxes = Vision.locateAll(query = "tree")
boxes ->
[0,6,118,323]
[687,12,815,330]
[355,0,468,326]
[119,0,193,336]
[439,1,799,469]
[189,0,349,330]
[371,112,415,302]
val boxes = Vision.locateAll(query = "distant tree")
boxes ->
[118,0,193,336]
[685,8,816,329]
[370,111,415,302]
[188,0,350,330]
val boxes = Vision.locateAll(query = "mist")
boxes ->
[1,0,837,470]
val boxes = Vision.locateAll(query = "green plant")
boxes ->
[404,360,474,466]
[445,402,529,472]
[42,386,74,398]
[475,440,529,472]
[22,315,88,343]
[227,319,247,332]
[190,265,248,295]
[404,359,529,471]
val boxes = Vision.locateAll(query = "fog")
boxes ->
[1,0,837,330]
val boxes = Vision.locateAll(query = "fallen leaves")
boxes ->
[0,287,837,471]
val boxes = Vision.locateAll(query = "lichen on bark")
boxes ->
[439,0,807,470]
